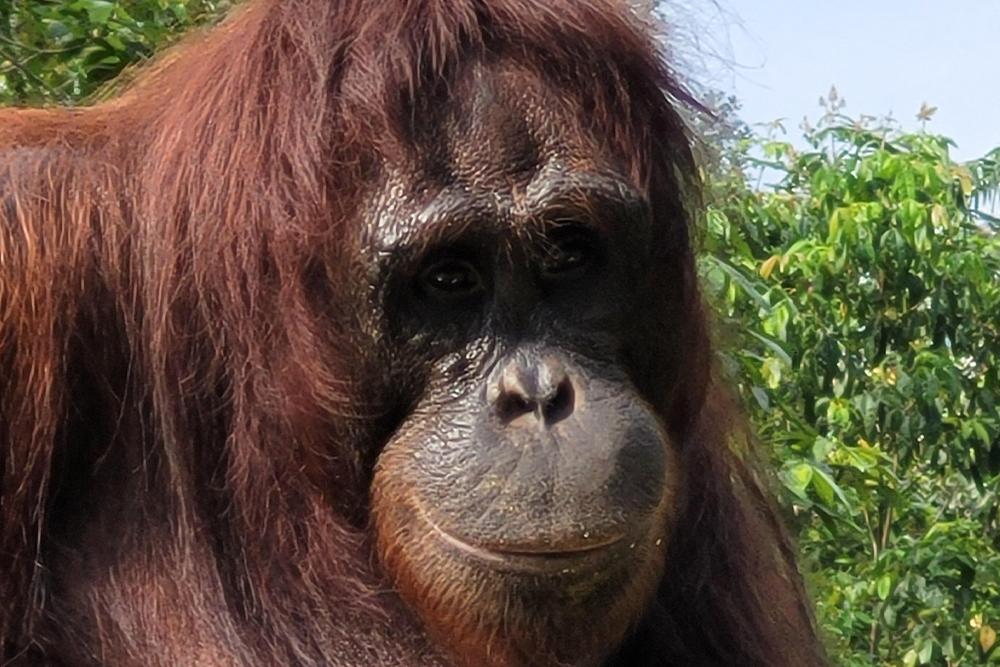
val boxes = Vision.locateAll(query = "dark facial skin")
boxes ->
[363,62,680,667]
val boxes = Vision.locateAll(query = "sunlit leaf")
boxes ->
[981,625,997,654]
[877,574,891,600]
[759,254,780,279]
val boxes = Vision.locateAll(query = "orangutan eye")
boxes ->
[542,231,600,277]
[419,258,484,299]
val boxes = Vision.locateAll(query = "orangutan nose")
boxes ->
[490,353,575,425]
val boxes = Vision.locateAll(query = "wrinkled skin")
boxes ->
[361,62,683,667]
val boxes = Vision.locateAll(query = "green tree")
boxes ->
[0,0,229,104]
[703,104,1000,665]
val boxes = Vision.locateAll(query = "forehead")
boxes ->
[363,61,644,249]
[409,61,611,188]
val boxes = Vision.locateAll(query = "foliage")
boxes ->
[3,3,1000,665]
[0,0,229,104]
[702,98,1000,665]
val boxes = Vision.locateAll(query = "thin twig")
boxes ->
[0,46,70,102]
[0,34,78,55]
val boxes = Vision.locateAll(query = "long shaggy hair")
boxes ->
[0,1,825,664]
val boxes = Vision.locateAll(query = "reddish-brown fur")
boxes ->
[0,1,826,665]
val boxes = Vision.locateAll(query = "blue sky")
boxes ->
[704,0,1000,161]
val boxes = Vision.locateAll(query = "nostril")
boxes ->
[542,377,574,425]
[496,391,535,421]
[493,361,537,421]
[490,353,575,425]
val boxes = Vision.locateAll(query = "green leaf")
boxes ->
[748,330,793,366]
[876,574,891,600]
[918,638,934,664]
[762,356,784,389]
[782,463,813,498]
[74,0,116,25]
[750,386,770,411]
[973,420,991,445]
[700,255,771,310]
[810,466,851,510]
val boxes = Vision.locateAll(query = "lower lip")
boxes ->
[427,519,632,574]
